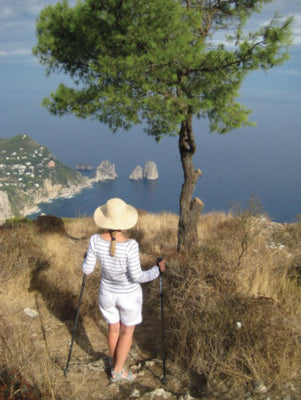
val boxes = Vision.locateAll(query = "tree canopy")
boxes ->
[34,0,293,250]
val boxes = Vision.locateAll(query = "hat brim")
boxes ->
[93,201,138,230]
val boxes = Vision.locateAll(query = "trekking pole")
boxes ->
[64,273,87,377]
[157,257,167,384]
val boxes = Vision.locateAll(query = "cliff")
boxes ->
[0,134,91,223]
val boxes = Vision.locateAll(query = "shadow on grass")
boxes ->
[29,258,99,363]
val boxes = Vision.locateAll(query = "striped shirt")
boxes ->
[82,234,160,293]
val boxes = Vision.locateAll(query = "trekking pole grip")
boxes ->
[156,256,164,276]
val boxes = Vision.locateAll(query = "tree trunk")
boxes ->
[177,115,204,252]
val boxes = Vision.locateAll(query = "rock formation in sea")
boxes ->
[143,161,159,180]
[129,162,159,180]
[93,160,118,182]
[129,165,143,180]
[76,163,94,171]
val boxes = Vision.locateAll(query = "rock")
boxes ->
[0,191,14,224]
[94,160,118,181]
[76,163,94,171]
[143,161,159,180]
[283,382,295,391]
[145,360,156,367]
[179,394,197,400]
[235,321,242,329]
[253,380,268,394]
[130,389,141,398]
[24,307,39,318]
[129,165,143,180]
[87,359,105,371]
[144,388,174,399]
[34,215,65,234]
[129,162,159,180]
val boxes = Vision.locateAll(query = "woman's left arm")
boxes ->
[127,241,162,283]
[82,236,97,275]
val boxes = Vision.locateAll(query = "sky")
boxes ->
[0,0,300,158]
[0,0,301,220]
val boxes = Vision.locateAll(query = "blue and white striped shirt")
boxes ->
[82,234,160,293]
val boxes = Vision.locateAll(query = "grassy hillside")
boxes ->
[0,208,300,400]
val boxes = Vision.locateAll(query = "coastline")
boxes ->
[25,176,94,219]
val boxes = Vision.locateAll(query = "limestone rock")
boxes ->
[253,379,268,394]
[76,163,94,171]
[0,191,14,223]
[129,165,143,180]
[143,161,159,180]
[24,307,39,318]
[94,160,118,182]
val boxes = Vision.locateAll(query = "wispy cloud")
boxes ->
[291,14,301,46]
[0,0,78,65]
[279,68,301,78]
[0,49,32,57]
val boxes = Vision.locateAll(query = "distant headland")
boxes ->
[0,135,159,223]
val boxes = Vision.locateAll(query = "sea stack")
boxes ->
[129,165,143,180]
[94,160,118,181]
[143,161,159,180]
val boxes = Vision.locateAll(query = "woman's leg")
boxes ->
[108,321,120,366]
[112,323,136,376]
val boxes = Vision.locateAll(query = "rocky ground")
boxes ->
[2,286,299,400]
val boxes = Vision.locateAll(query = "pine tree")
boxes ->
[34,0,293,251]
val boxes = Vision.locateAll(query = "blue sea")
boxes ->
[27,99,301,224]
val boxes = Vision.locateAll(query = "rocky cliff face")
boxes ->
[129,161,159,180]
[93,160,118,182]
[143,161,159,180]
[0,191,14,222]
[129,165,143,180]
[0,134,92,224]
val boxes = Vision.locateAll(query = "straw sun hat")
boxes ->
[93,198,138,230]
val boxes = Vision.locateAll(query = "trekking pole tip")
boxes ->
[161,376,168,385]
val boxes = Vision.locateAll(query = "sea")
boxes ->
[27,100,301,224]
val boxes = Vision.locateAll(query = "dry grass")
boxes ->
[0,209,300,399]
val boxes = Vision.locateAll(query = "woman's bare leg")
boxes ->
[108,322,120,367]
[112,323,136,377]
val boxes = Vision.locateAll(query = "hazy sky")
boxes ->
[0,0,300,168]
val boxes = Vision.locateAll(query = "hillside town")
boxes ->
[0,134,56,190]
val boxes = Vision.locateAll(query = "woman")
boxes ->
[82,197,166,382]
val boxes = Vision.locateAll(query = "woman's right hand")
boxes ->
[157,258,166,273]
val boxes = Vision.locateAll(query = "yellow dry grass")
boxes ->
[0,210,300,399]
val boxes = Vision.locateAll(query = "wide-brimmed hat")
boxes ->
[93,198,138,230]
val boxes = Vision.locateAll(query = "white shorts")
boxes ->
[98,285,143,326]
